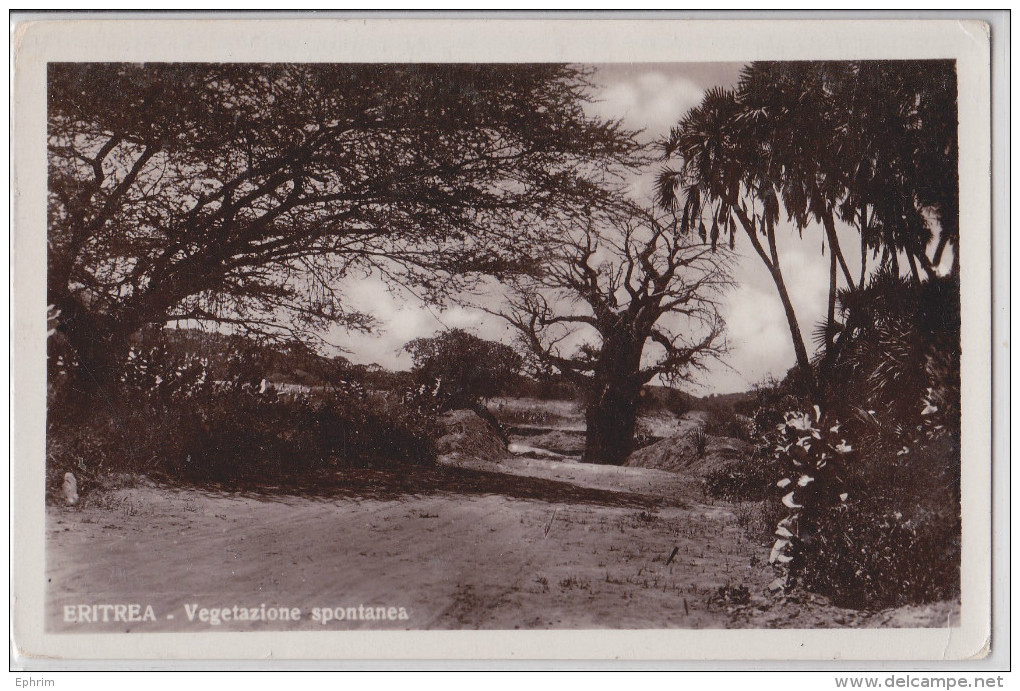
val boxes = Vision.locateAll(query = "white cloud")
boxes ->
[320,65,855,394]
[325,274,511,370]
[717,283,795,388]
[590,70,706,140]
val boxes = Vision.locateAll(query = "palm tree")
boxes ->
[736,62,861,368]
[847,61,959,280]
[828,267,960,435]
[659,61,959,402]
[658,86,816,391]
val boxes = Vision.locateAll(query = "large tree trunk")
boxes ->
[582,380,640,466]
[53,295,133,408]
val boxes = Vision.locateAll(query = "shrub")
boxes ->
[704,453,783,502]
[703,410,753,442]
[801,501,960,608]
[765,402,960,609]
[638,386,694,417]
[702,378,797,502]
[796,433,960,608]
[732,272,962,609]
[47,342,438,496]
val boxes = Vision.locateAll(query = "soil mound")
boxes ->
[625,428,749,476]
[511,429,586,455]
[436,409,511,462]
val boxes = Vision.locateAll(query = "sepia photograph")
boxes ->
[11,17,995,662]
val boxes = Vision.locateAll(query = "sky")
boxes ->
[326,63,864,395]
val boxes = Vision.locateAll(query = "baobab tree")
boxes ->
[47,63,643,402]
[497,208,732,465]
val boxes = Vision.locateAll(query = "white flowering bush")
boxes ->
[767,405,853,591]
[766,394,960,608]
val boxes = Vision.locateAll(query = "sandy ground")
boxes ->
[46,451,958,633]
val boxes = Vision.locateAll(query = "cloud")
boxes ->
[590,69,706,140]
[717,283,796,388]
[321,65,849,394]
[326,274,511,370]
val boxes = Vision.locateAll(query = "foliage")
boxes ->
[47,62,643,397]
[510,376,583,402]
[766,406,855,580]
[638,385,695,417]
[764,396,959,608]
[47,337,437,494]
[827,270,961,437]
[701,404,753,442]
[657,60,959,392]
[403,329,524,411]
[798,435,960,608]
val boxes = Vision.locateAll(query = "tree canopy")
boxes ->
[48,62,643,396]
[657,60,958,396]
[404,328,524,410]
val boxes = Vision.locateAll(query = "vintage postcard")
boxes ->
[11,17,993,662]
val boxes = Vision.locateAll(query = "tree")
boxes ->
[404,329,524,411]
[735,62,958,361]
[657,86,816,388]
[47,63,643,402]
[497,208,731,465]
[658,60,959,399]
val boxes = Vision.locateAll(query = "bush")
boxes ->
[703,409,753,442]
[702,378,798,502]
[828,270,960,436]
[49,387,438,489]
[763,400,960,610]
[508,376,582,402]
[638,386,694,417]
[47,342,438,495]
[704,454,782,502]
[729,272,962,610]
[690,427,708,457]
[798,436,960,608]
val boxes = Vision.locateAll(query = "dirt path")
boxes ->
[46,455,956,632]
